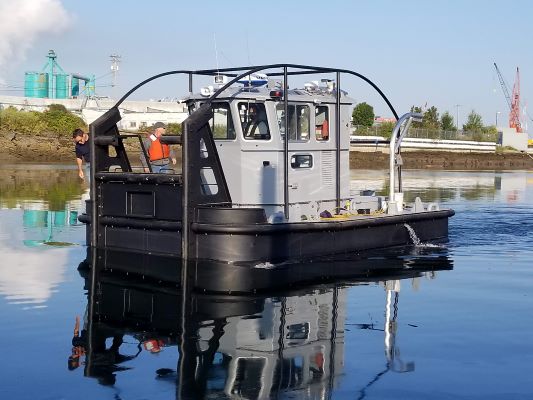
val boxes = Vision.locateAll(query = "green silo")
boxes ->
[36,73,49,97]
[55,74,68,99]
[24,72,36,97]
[71,77,79,97]
[24,72,49,98]
[23,210,48,227]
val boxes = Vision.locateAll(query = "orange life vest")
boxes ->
[148,138,170,161]
[321,119,329,139]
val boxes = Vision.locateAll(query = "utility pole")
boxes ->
[455,104,462,131]
[110,54,121,99]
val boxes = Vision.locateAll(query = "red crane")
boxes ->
[494,63,522,133]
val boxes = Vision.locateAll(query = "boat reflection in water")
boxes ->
[71,249,452,398]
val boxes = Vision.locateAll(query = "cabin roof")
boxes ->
[184,85,355,105]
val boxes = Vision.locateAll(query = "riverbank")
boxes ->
[0,132,74,163]
[1,131,532,169]
[349,149,533,170]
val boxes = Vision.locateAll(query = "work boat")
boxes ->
[80,64,454,292]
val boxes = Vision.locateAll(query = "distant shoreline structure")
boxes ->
[0,94,188,131]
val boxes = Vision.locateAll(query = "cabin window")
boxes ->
[291,154,313,169]
[239,102,271,140]
[315,106,329,141]
[200,167,219,195]
[286,322,310,340]
[209,102,235,140]
[276,104,310,141]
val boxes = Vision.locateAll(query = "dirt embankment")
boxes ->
[0,131,74,163]
[349,150,533,170]
[1,131,532,169]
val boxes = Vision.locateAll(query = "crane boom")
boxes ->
[494,63,512,110]
[493,63,522,132]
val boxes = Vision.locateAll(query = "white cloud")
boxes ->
[0,0,72,81]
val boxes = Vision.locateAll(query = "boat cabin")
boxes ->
[184,82,369,222]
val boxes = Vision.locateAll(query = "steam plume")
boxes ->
[0,0,71,82]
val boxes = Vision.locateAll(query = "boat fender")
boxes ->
[427,202,440,211]
[414,197,425,213]
[320,210,333,218]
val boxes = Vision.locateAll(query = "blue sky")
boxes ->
[1,0,532,131]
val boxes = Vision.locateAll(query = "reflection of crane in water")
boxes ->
[356,280,415,400]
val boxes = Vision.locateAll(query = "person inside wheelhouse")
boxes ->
[276,103,311,141]
[315,106,329,141]
[240,103,270,140]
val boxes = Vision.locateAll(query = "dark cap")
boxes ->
[153,122,166,129]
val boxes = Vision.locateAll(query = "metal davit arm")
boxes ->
[388,113,422,213]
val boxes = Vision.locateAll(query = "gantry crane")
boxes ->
[493,63,522,133]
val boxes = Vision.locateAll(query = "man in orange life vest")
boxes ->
[141,122,177,173]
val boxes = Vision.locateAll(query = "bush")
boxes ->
[0,107,47,134]
[41,104,87,135]
[165,122,182,134]
[353,125,374,136]
[0,105,86,136]
[377,121,395,139]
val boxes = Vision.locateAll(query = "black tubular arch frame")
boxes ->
[114,64,398,119]
[91,64,400,260]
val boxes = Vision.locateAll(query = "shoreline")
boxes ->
[349,149,533,170]
[1,131,532,170]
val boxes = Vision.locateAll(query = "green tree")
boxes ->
[352,102,375,127]
[463,110,483,132]
[422,106,439,129]
[377,121,395,139]
[440,111,456,131]
[410,106,423,127]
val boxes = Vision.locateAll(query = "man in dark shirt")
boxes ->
[73,128,90,181]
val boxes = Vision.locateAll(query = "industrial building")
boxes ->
[24,50,94,99]
[1,50,188,130]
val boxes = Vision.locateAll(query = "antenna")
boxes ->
[455,104,462,130]
[213,33,220,76]
[246,31,251,65]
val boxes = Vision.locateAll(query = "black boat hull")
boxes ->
[81,208,453,292]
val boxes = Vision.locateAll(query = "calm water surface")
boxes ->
[0,165,532,399]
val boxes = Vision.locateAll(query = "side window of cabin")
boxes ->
[209,103,235,140]
[291,154,313,169]
[238,102,271,140]
[315,106,329,141]
[276,104,310,141]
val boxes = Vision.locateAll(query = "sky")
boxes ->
[0,0,532,132]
